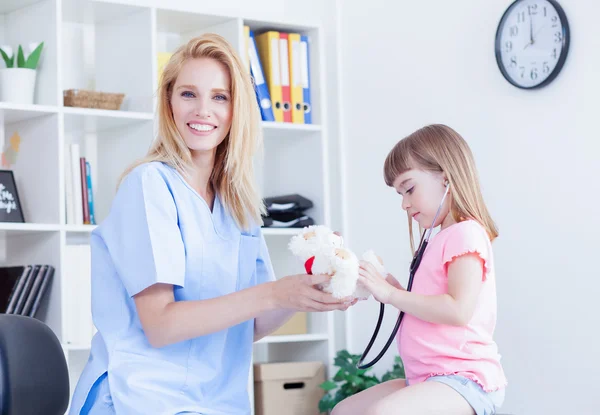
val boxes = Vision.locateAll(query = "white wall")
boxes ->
[339,1,599,414]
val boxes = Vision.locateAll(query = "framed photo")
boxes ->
[0,170,25,223]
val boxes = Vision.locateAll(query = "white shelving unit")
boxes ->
[0,0,335,413]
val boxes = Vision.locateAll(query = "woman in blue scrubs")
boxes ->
[68,33,352,415]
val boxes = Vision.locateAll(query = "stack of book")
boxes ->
[245,27,313,124]
[0,265,55,318]
[65,143,96,225]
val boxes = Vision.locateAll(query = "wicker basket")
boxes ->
[63,89,125,110]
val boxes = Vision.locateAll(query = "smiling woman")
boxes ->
[66,33,351,415]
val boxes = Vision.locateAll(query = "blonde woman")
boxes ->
[335,125,507,415]
[69,34,351,415]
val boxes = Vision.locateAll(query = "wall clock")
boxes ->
[495,0,570,89]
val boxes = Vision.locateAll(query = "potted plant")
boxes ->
[318,349,405,413]
[0,42,44,105]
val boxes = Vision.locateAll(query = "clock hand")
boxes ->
[529,13,534,45]
[523,7,534,49]
[524,24,546,50]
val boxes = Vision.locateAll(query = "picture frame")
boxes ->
[0,170,25,223]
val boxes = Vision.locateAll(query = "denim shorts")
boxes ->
[423,375,505,415]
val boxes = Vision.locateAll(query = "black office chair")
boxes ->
[0,314,69,415]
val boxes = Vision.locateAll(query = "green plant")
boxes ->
[318,350,405,413]
[0,42,44,69]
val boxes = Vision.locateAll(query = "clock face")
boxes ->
[495,0,570,89]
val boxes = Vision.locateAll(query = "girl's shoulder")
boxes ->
[436,219,494,275]
[434,219,493,256]
[441,219,489,241]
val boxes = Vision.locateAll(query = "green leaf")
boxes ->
[0,48,13,68]
[319,394,336,412]
[349,375,364,386]
[333,368,345,382]
[365,379,379,389]
[17,45,25,68]
[25,42,43,69]
[319,380,338,392]
[316,349,389,412]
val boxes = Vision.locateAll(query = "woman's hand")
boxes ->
[357,261,398,304]
[270,273,353,312]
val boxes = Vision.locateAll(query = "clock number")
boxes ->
[552,48,558,59]
[517,11,526,23]
[520,66,526,78]
[543,62,550,74]
[543,7,547,17]
[530,68,538,81]
[528,4,538,15]
[551,16,559,28]
[510,25,519,36]
[510,56,517,68]
[555,32,563,43]
[505,41,513,53]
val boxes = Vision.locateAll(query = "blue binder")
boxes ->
[248,30,275,121]
[300,35,312,124]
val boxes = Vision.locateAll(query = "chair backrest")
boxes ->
[0,314,69,415]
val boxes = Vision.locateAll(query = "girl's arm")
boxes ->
[359,253,484,326]
[134,273,347,348]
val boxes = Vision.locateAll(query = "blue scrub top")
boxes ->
[69,161,276,414]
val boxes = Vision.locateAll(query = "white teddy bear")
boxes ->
[288,225,387,300]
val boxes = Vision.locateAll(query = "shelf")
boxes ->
[63,224,97,233]
[261,227,302,236]
[0,103,59,123]
[261,122,321,140]
[243,18,319,34]
[156,9,233,34]
[63,0,145,24]
[0,223,61,235]
[0,0,43,14]
[63,107,153,133]
[64,343,91,351]
[256,333,329,344]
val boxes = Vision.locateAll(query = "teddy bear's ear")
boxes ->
[288,233,308,257]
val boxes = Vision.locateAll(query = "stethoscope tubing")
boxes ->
[356,183,451,369]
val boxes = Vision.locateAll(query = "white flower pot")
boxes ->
[0,68,37,105]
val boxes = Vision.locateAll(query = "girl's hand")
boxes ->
[385,274,405,291]
[358,261,396,304]
[271,273,353,312]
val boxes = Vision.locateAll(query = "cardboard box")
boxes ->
[254,361,325,415]
[269,312,307,336]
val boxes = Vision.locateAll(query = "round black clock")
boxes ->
[495,0,570,89]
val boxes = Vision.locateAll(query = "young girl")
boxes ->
[335,124,507,415]
[68,34,351,415]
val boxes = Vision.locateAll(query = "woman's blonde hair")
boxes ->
[120,33,265,231]
[383,124,498,253]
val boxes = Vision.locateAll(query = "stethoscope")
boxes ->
[357,181,451,369]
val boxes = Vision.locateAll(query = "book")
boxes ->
[0,264,55,318]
